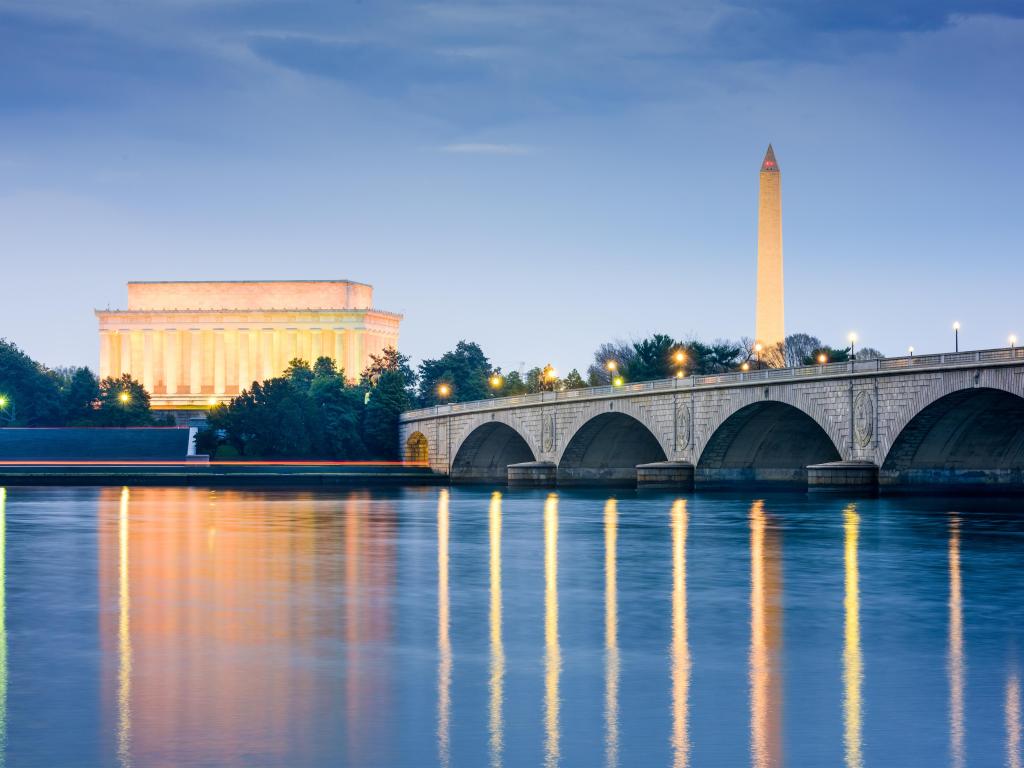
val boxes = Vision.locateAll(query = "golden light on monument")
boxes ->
[96,280,402,412]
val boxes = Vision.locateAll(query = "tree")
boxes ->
[562,369,587,390]
[857,347,885,361]
[625,334,677,382]
[95,374,153,426]
[60,367,100,425]
[504,370,529,395]
[284,358,314,391]
[586,341,636,385]
[361,346,416,391]
[783,333,823,368]
[0,338,62,425]
[418,341,492,405]
[803,346,851,365]
[364,370,411,459]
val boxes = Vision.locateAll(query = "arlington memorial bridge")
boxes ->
[400,346,1024,492]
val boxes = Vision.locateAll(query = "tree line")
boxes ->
[0,338,170,427]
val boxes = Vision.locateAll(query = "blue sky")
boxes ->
[1,1,1022,374]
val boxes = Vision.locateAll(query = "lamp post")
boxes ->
[754,343,763,370]
[848,332,857,361]
[0,395,13,425]
[605,359,618,386]
[1009,335,1017,350]
[908,346,914,357]
[672,349,686,379]
[437,383,451,401]
[489,373,504,393]
[953,321,960,353]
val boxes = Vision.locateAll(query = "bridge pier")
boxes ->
[507,461,557,487]
[807,461,879,491]
[636,461,695,490]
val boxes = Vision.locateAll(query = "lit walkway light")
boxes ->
[119,392,131,404]
[1009,334,1017,349]
[612,376,624,387]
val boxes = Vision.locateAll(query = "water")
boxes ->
[0,486,1022,767]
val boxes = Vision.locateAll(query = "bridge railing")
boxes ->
[401,345,1024,421]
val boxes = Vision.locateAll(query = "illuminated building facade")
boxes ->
[96,280,402,410]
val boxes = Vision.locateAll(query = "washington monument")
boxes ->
[756,144,784,350]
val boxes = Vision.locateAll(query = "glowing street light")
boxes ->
[207,397,218,407]
[605,360,618,372]
[1010,334,1018,349]
[673,350,686,365]
[0,396,6,408]
[817,353,828,364]
[489,373,504,390]
[953,321,960,353]
[848,332,857,360]
[119,392,131,404]
[437,383,451,399]
[754,342,763,370]
[908,346,915,357]
[612,375,624,387]
[740,362,750,372]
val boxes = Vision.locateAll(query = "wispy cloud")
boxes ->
[440,142,535,156]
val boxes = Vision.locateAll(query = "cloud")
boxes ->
[440,143,535,155]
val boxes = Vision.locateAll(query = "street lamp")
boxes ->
[817,353,828,365]
[119,392,131,404]
[612,375,624,387]
[437,383,451,400]
[1009,334,1017,349]
[953,321,960,353]
[848,332,857,361]
[740,362,750,372]
[754,343,763,370]
[0,394,12,425]
[489,373,504,390]
[908,346,914,357]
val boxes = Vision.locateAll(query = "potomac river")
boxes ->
[0,486,1021,767]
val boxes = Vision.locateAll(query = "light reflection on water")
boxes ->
[0,486,1022,766]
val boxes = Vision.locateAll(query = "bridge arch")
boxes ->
[404,431,430,464]
[881,386,1024,488]
[697,400,842,486]
[450,415,538,484]
[557,411,668,485]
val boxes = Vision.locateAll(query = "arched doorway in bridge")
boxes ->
[405,432,429,465]
[451,422,536,484]
[697,401,841,486]
[881,387,1024,490]
[557,412,667,486]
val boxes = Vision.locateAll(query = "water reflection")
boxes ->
[117,488,132,768]
[544,493,561,768]
[749,500,783,768]
[604,498,619,768]
[843,504,863,768]
[489,492,504,768]
[1009,671,1022,768]
[670,499,691,768]
[949,516,965,768]
[438,489,451,768]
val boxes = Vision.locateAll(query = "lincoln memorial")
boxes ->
[96,280,402,410]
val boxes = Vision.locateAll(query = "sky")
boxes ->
[1,0,1022,375]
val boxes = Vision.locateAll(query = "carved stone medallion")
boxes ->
[542,412,556,454]
[853,390,874,448]
[675,402,692,451]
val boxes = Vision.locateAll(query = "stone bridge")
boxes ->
[399,347,1024,491]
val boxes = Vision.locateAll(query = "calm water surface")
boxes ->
[0,486,1022,767]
